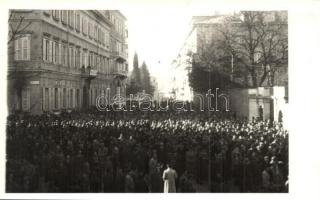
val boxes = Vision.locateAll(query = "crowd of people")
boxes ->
[6,109,288,193]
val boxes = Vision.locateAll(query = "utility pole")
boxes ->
[230,53,234,81]
[208,67,211,191]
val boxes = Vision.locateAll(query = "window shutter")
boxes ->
[42,38,46,61]
[79,14,82,32]
[84,52,87,67]
[52,42,56,64]
[26,36,30,60]
[14,39,18,60]
[79,50,82,68]
[58,43,62,64]
[48,40,52,62]
[17,38,22,60]
[72,48,74,67]
[69,47,71,67]
[22,38,27,60]
[64,45,67,66]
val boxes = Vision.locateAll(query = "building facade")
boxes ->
[8,10,128,114]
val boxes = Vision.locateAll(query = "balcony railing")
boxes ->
[81,66,98,79]
[112,68,128,77]
[89,69,98,77]
[114,51,127,61]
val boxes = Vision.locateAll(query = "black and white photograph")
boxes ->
[5,9,289,193]
[0,0,320,199]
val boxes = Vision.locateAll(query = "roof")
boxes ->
[192,14,242,25]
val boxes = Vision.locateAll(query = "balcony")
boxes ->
[89,69,98,77]
[81,66,98,79]
[112,68,128,79]
[114,51,127,62]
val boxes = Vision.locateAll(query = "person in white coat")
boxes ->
[162,163,178,193]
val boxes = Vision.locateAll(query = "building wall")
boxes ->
[228,87,288,123]
[228,88,249,119]
[8,10,128,114]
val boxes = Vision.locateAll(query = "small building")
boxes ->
[228,86,288,124]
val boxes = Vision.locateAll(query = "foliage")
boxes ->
[187,11,288,92]
[140,61,155,95]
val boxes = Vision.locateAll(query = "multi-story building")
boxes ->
[7,10,128,114]
[174,11,288,101]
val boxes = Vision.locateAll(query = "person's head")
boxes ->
[270,156,278,166]
[166,163,171,169]
[264,156,269,163]
[152,150,157,158]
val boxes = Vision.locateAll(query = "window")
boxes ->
[48,40,53,62]
[54,41,59,64]
[52,10,60,20]
[54,88,58,109]
[82,17,87,35]
[79,49,82,68]
[88,22,93,39]
[52,41,56,64]
[44,88,49,111]
[76,89,80,108]
[69,46,74,67]
[61,44,67,66]
[97,28,100,43]
[93,54,97,68]
[101,57,105,73]
[75,48,81,68]
[63,88,66,108]
[61,10,68,24]
[75,12,80,31]
[94,89,97,105]
[58,43,62,64]
[68,10,74,28]
[70,89,74,108]
[106,58,110,74]
[97,56,100,72]
[42,38,47,61]
[89,52,93,67]
[42,37,52,62]
[90,89,92,105]
[82,50,88,67]
[101,31,105,46]
[116,41,122,53]
[94,24,98,41]
[104,57,107,74]
[106,33,110,48]
[15,35,30,61]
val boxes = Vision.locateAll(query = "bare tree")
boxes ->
[8,10,32,45]
[219,11,288,87]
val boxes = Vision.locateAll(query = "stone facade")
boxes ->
[8,10,128,114]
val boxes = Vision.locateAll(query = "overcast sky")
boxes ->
[122,6,234,96]
[123,8,192,95]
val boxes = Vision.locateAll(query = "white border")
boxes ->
[1,1,320,200]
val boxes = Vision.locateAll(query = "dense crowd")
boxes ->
[6,110,288,193]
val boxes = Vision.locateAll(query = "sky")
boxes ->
[123,8,192,95]
[122,6,236,96]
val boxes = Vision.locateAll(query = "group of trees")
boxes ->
[188,11,288,92]
[126,52,155,96]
